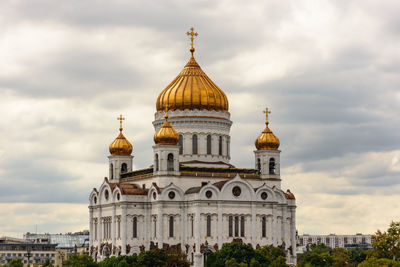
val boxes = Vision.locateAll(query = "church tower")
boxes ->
[254,108,281,188]
[108,115,133,182]
[153,28,232,167]
[153,110,180,176]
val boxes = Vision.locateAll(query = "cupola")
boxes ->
[154,111,179,145]
[109,115,133,156]
[156,27,229,113]
[255,108,280,150]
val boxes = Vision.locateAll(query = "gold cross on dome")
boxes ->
[263,108,271,124]
[186,27,198,54]
[117,115,125,131]
[164,104,171,118]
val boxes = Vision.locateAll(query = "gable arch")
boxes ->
[255,184,276,202]
[198,183,220,200]
[219,174,256,201]
[160,183,184,201]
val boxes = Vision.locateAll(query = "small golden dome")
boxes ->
[154,113,180,145]
[109,115,133,156]
[156,28,229,113]
[255,108,280,150]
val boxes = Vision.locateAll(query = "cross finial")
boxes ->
[117,114,125,132]
[263,108,271,125]
[186,27,198,55]
[164,104,170,119]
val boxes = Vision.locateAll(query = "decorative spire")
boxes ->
[117,114,125,132]
[263,108,271,125]
[186,27,198,55]
[255,108,280,150]
[154,105,179,146]
[109,115,133,156]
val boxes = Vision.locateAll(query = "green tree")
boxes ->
[297,244,333,267]
[331,248,351,267]
[357,257,400,267]
[256,245,286,262]
[369,221,400,260]
[269,256,288,267]
[9,259,23,267]
[42,259,55,267]
[205,242,273,267]
[62,254,98,267]
[348,248,367,266]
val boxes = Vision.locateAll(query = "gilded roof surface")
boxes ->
[156,55,229,113]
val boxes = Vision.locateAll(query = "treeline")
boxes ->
[298,221,400,267]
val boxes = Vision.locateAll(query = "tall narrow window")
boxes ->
[191,216,194,237]
[94,221,97,240]
[133,217,137,238]
[110,164,113,179]
[240,216,245,237]
[227,137,230,157]
[207,135,212,155]
[167,153,174,171]
[229,216,233,237]
[121,163,127,173]
[234,216,239,237]
[154,218,157,238]
[117,219,121,239]
[192,134,198,154]
[262,217,266,238]
[178,135,183,155]
[219,136,223,156]
[257,158,261,171]
[169,216,174,237]
[155,154,159,171]
[206,215,211,237]
[269,158,276,174]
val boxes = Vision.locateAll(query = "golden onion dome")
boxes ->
[154,113,180,145]
[156,28,229,113]
[109,115,133,156]
[255,108,280,150]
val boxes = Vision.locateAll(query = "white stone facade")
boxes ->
[89,107,297,266]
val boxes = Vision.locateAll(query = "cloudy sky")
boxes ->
[1,0,399,238]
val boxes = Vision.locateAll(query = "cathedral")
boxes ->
[89,28,297,266]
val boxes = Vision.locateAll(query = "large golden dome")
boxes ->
[154,113,180,145]
[255,108,280,150]
[109,115,133,156]
[156,29,229,113]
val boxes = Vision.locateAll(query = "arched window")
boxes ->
[192,134,198,154]
[133,217,137,238]
[240,216,245,237]
[207,135,212,155]
[169,216,174,237]
[167,153,174,171]
[257,158,261,171]
[227,137,230,157]
[262,217,266,238]
[121,163,127,173]
[228,216,233,237]
[269,158,276,174]
[206,215,211,237]
[110,164,113,179]
[219,136,223,156]
[191,216,194,237]
[234,216,239,237]
[155,154,159,171]
[178,135,183,155]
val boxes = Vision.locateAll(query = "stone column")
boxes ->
[180,202,186,251]
[89,207,93,247]
[144,203,150,250]
[97,207,102,259]
[290,208,296,264]
[121,205,127,255]
[158,203,163,248]
[251,203,256,248]
[111,205,116,254]
[194,204,202,267]
[272,205,277,246]
[217,202,222,248]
